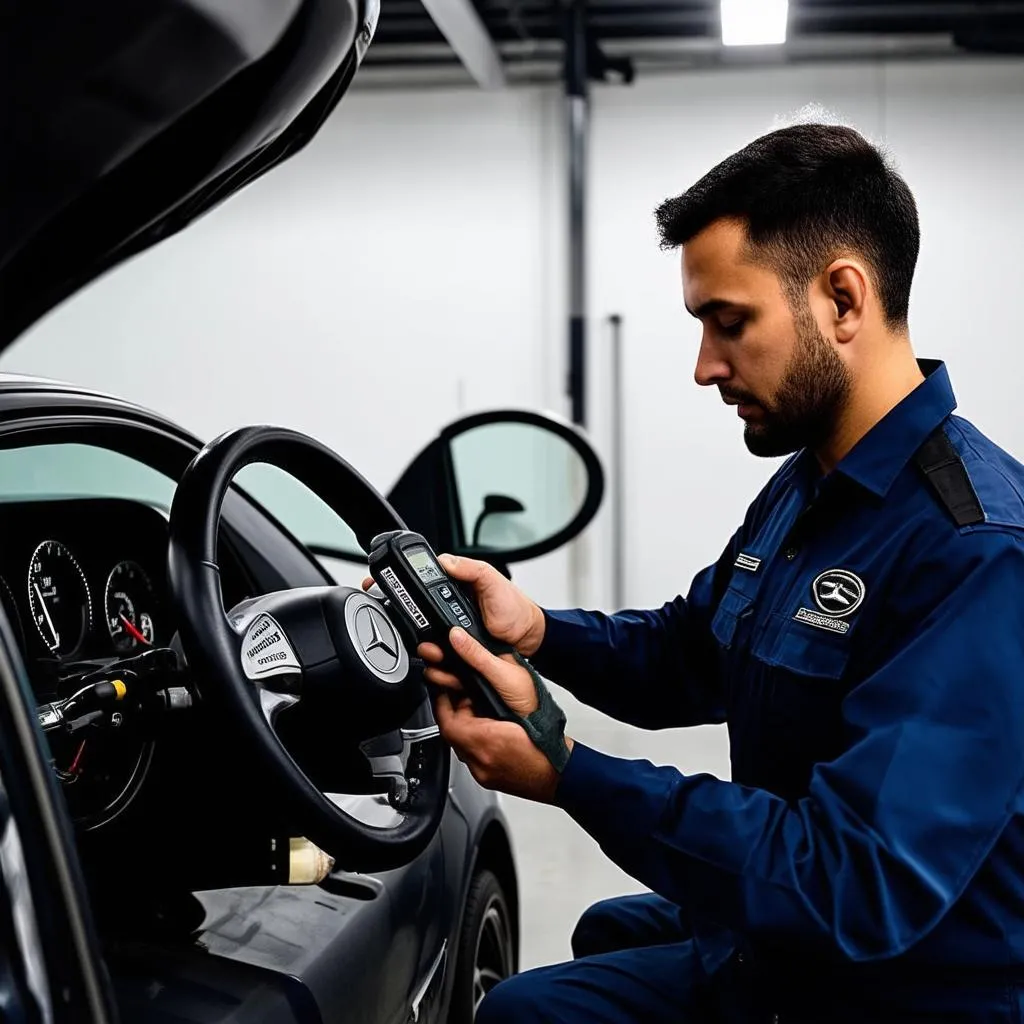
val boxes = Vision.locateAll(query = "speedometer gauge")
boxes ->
[105,561,156,652]
[27,540,92,656]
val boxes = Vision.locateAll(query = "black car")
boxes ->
[0,3,604,1022]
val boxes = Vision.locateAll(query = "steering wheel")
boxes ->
[166,426,450,871]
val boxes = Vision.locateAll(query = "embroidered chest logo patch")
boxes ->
[794,568,866,634]
[812,569,865,617]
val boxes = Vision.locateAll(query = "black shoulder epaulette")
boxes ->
[913,426,985,528]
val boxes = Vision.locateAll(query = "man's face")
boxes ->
[681,218,851,458]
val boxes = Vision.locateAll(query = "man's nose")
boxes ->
[694,335,730,388]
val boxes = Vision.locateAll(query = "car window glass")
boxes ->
[232,463,363,557]
[449,422,591,551]
[0,443,364,579]
[0,442,176,509]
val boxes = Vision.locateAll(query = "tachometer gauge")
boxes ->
[27,540,92,656]
[105,560,156,652]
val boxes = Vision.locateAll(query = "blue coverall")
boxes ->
[481,360,1024,1022]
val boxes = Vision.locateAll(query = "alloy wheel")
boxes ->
[472,893,513,1014]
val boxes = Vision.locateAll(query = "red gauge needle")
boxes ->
[120,614,150,646]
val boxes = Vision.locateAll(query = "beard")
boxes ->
[726,312,852,459]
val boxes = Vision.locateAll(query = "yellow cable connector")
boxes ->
[110,679,127,700]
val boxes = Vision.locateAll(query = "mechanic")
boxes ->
[419,122,1024,1022]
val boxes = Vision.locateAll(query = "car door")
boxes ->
[0,605,119,1024]
[239,408,604,1020]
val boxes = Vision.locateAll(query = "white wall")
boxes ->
[6,56,1024,971]
[2,84,575,605]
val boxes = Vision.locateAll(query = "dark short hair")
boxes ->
[655,123,920,330]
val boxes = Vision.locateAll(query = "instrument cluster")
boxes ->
[25,541,158,657]
[0,498,173,693]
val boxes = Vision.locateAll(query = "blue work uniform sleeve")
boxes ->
[529,544,735,730]
[555,535,1024,962]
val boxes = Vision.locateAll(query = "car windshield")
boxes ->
[232,463,362,557]
[0,442,175,509]
[0,442,362,553]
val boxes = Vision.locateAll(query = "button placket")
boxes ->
[783,499,819,562]
[770,497,827,634]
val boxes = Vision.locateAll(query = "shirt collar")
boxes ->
[823,358,956,499]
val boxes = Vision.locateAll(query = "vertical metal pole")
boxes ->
[609,313,625,609]
[565,0,588,428]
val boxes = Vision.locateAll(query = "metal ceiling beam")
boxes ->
[418,0,507,87]
[355,30,1001,88]
[798,2,1024,16]
[361,31,961,67]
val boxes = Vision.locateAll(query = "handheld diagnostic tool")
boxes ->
[367,531,517,722]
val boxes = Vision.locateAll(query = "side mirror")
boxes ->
[387,409,604,567]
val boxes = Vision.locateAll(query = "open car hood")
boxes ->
[0,0,378,348]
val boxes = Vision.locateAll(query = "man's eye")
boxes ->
[720,320,745,337]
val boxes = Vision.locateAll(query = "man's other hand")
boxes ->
[362,553,546,657]
[420,627,572,803]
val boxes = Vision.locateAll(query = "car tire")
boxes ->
[448,868,515,1023]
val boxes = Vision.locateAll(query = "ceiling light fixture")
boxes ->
[721,0,789,47]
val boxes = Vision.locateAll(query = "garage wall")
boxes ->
[1,84,576,606]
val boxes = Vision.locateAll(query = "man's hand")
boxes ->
[421,627,572,803]
[363,553,546,657]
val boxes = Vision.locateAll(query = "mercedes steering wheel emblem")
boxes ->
[359,606,400,672]
[346,594,409,683]
[811,569,866,619]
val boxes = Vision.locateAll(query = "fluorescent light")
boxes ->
[721,0,788,47]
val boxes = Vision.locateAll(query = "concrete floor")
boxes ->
[499,683,732,971]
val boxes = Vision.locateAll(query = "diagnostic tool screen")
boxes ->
[406,545,444,584]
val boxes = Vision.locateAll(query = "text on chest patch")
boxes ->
[794,607,851,634]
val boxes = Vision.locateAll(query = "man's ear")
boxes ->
[825,260,868,343]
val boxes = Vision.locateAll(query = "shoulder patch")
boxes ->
[914,428,984,528]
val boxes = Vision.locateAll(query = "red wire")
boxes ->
[68,741,87,775]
